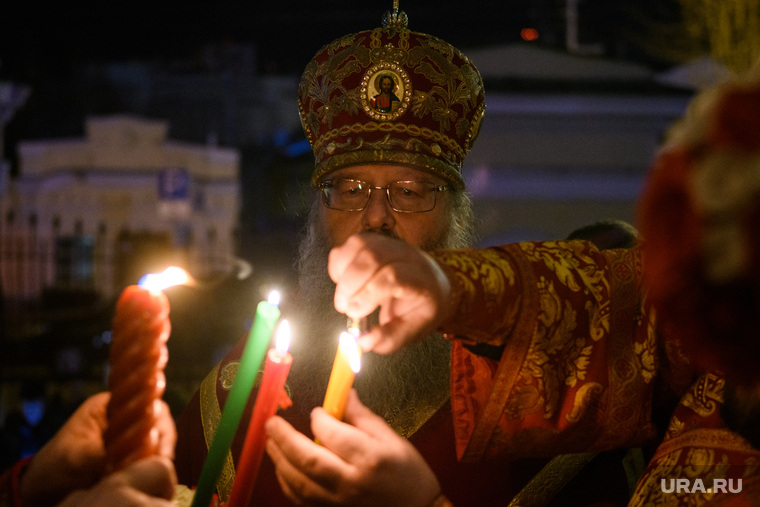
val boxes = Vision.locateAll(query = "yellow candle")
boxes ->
[322,331,362,420]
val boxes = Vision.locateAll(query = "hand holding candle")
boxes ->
[104,266,190,472]
[322,331,362,420]
[227,320,293,507]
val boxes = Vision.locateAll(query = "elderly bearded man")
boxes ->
[173,5,631,506]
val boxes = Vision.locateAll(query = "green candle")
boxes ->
[190,291,281,507]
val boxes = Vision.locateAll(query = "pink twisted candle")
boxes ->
[104,280,173,472]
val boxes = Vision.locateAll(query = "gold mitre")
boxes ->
[298,1,486,190]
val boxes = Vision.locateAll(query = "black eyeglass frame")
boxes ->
[319,178,450,213]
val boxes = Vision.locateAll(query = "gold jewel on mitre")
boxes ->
[299,1,485,190]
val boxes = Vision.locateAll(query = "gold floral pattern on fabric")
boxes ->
[443,241,659,461]
[438,244,536,461]
[219,361,239,390]
[199,363,236,501]
[521,241,609,296]
[630,430,760,506]
[681,372,725,418]
[509,242,615,425]
[632,312,658,384]
[630,366,760,506]
[435,247,518,344]
[566,382,604,424]
[200,359,290,502]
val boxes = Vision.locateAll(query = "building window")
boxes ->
[55,235,95,288]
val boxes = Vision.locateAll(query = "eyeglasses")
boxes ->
[319,179,449,213]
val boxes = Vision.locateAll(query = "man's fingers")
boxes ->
[309,404,372,464]
[341,390,399,441]
[327,234,362,282]
[328,235,367,293]
[330,233,411,316]
[332,244,383,315]
[266,438,338,505]
[265,416,351,486]
[356,330,382,352]
[311,391,399,462]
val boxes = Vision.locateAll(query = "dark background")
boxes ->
[0,0,689,469]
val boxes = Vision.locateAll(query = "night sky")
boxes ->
[1,1,533,78]
[0,0,670,160]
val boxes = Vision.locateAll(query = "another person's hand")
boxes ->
[265,389,442,507]
[328,233,452,354]
[19,392,177,506]
[57,455,177,507]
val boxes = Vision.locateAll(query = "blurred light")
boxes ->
[93,330,112,348]
[285,139,311,157]
[521,28,539,41]
[272,128,289,147]
[275,319,290,354]
[340,331,362,373]
[138,266,191,291]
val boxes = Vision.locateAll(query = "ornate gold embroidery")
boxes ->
[681,373,725,418]
[520,241,608,295]
[304,28,481,135]
[219,361,239,390]
[518,275,600,421]
[300,23,486,190]
[199,363,236,501]
[201,359,296,501]
[566,382,604,424]
[436,248,517,336]
[504,385,541,421]
[313,124,462,168]
[629,432,759,507]
[633,335,657,384]
[666,415,686,440]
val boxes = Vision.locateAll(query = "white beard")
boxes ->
[286,193,475,432]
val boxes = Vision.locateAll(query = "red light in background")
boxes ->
[521,28,539,41]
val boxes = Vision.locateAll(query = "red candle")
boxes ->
[104,267,189,472]
[227,320,293,507]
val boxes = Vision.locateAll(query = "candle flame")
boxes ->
[339,331,362,373]
[275,319,290,354]
[268,290,281,307]
[138,267,191,291]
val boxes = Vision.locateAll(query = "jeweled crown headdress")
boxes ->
[299,1,485,190]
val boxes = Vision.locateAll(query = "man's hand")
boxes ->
[328,233,452,354]
[266,389,441,507]
[19,392,176,506]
